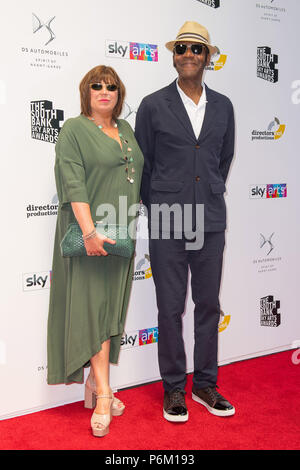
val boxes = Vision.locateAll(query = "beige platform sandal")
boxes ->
[85,373,125,416]
[91,394,113,437]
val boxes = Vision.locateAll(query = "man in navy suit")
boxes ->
[135,21,235,422]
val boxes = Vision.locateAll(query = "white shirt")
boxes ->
[176,79,207,139]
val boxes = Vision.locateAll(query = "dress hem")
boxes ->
[47,330,123,385]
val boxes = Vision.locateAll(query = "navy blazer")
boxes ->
[135,80,235,232]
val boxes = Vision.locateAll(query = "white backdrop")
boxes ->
[1,0,300,420]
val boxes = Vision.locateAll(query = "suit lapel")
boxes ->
[165,81,219,142]
[198,85,218,143]
[165,80,196,141]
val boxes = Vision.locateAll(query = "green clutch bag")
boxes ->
[60,222,134,259]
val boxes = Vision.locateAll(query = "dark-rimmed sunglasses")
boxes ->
[174,43,207,56]
[89,83,118,92]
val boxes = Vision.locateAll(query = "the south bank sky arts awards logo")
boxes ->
[21,13,69,70]
[105,40,158,62]
[31,100,64,144]
[260,295,281,327]
[257,46,278,83]
[251,117,286,141]
[195,0,220,7]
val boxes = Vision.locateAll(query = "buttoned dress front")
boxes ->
[47,115,144,384]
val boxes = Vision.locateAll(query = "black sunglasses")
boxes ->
[89,83,118,92]
[174,43,208,56]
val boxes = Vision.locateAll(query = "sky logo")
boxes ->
[23,270,52,291]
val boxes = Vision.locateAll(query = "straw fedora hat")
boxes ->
[165,21,219,57]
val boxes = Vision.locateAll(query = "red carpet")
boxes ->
[1,351,299,450]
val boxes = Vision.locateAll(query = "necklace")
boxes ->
[90,117,135,184]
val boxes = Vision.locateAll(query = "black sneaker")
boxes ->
[192,385,235,417]
[163,390,189,422]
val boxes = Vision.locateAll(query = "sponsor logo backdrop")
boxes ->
[0,0,299,419]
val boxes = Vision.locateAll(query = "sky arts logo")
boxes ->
[196,0,220,7]
[251,117,286,141]
[105,40,158,62]
[206,53,227,71]
[23,270,52,291]
[250,184,287,199]
[257,46,278,83]
[121,327,158,350]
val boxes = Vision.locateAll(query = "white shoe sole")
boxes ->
[163,409,189,422]
[192,393,235,417]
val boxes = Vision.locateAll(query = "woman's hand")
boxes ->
[70,202,116,257]
[84,233,116,256]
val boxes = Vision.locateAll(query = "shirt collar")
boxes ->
[176,79,207,109]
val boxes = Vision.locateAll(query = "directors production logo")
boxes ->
[105,40,158,62]
[249,183,287,199]
[26,194,58,219]
[133,254,152,281]
[206,52,227,71]
[195,0,220,7]
[260,295,281,327]
[257,46,278,83]
[20,13,69,71]
[218,310,230,333]
[31,100,64,144]
[251,117,286,141]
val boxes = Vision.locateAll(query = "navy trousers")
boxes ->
[149,231,225,392]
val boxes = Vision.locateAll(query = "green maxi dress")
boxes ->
[47,115,144,384]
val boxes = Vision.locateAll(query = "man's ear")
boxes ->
[173,55,177,70]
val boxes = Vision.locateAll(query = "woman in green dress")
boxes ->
[47,65,144,437]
